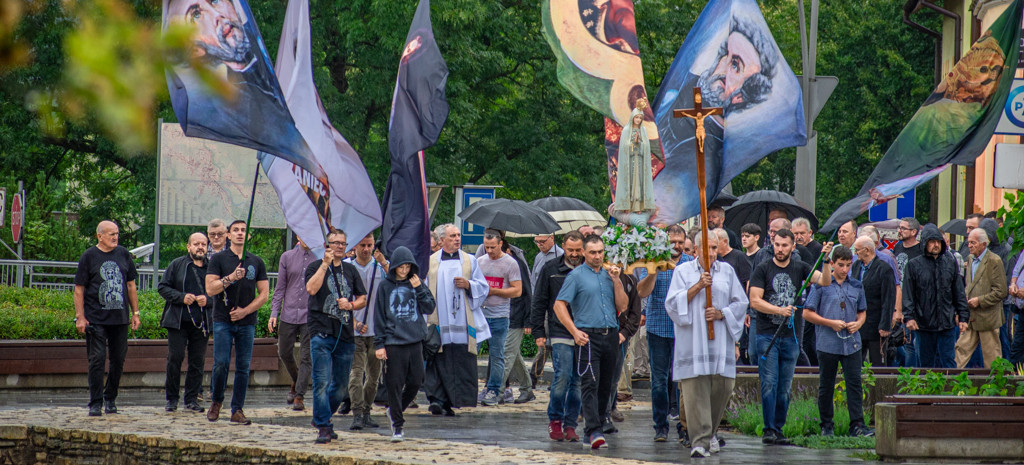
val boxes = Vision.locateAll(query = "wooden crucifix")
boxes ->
[673,87,722,340]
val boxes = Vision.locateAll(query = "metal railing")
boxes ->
[0,259,278,291]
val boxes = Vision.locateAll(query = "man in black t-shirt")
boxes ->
[74,220,139,417]
[749,229,832,445]
[305,229,367,444]
[204,220,269,425]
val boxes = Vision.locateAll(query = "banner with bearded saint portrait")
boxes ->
[821,0,1023,232]
[161,0,331,220]
[652,0,805,224]
[258,0,382,258]
[541,0,665,223]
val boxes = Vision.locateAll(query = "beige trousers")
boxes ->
[954,328,1001,368]
[679,375,734,450]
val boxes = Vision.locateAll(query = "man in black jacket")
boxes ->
[851,237,897,366]
[903,225,969,368]
[159,232,212,413]
[530,231,585,442]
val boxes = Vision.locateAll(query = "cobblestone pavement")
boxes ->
[0,386,879,464]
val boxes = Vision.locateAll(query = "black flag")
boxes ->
[381,0,449,272]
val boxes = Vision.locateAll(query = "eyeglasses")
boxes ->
[534,238,551,244]
[897,226,914,231]
[328,241,348,247]
[208,232,226,238]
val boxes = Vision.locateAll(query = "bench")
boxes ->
[875,395,1024,460]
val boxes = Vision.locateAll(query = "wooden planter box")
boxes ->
[0,338,279,379]
[876,395,1024,461]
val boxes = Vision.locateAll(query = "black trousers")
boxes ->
[384,342,425,428]
[816,350,864,429]
[576,329,618,438]
[861,338,882,366]
[165,317,209,403]
[85,323,129,407]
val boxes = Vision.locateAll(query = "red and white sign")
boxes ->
[11,192,22,244]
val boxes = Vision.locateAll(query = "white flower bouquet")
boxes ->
[601,224,676,273]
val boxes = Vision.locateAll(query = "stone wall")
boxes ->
[0,425,354,465]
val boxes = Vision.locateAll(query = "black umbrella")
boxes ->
[458,198,560,235]
[724,190,818,235]
[710,191,738,209]
[519,196,605,236]
[940,218,968,236]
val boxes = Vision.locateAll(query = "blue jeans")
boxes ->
[648,332,674,431]
[547,342,581,428]
[210,322,255,413]
[478,317,509,394]
[757,332,799,434]
[897,330,919,367]
[1000,304,1013,359]
[311,334,355,428]
[914,328,956,368]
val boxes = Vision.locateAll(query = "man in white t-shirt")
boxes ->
[476,233,522,406]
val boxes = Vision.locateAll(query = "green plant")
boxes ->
[997,191,1024,256]
[948,371,977,396]
[979,357,1014,396]
[725,397,872,439]
[923,370,948,395]
[896,367,924,394]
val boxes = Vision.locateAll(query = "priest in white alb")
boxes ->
[423,224,492,415]
[665,233,748,458]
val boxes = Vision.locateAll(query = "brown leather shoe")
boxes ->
[292,396,305,411]
[207,402,221,422]
[287,383,297,405]
[230,409,252,425]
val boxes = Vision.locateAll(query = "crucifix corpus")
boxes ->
[673,87,722,341]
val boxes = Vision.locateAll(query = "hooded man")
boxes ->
[374,246,436,442]
[903,225,969,368]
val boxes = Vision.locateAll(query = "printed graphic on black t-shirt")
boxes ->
[305,260,366,341]
[751,259,812,335]
[390,286,418,321]
[893,242,922,282]
[74,246,138,325]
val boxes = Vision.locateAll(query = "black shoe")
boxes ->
[184,401,205,413]
[654,428,668,442]
[850,423,875,437]
[104,401,118,414]
[315,426,332,444]
[363,412,379,428]
[408,401,419,409]
[443,406,456,417]
[602,419,619,434]
[428,403,443,415]
[821,425,834,437]
[350,414,364,430]
[762,429,777,445]
[329,426,339,440]
[88,404,102,417]
[165,400,178,412]
[677,424,691,447]
[338,399,351,415]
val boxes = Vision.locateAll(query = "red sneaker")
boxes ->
[563,426,580,442]
[548,420,564,441]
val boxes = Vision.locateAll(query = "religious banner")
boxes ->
[821,0,1023,232]
[258,0,382,257]
[381,0,449,273]
[161,0,331,220]
[541,0,664,224]
[652,0,805,224]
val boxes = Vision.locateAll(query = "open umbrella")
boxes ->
[724,190,817,235]
[710,191,738,209]
[940,218,968,236]
[458,198,560,235]
[505,196,605,237]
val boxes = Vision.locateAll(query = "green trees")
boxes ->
[0,0,937,264]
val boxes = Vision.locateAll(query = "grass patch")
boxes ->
[725,394,873,446]
[790,435,875,449]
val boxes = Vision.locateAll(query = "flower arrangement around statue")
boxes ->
[601,224,676,274]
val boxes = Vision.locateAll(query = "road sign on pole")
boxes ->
[11,191,22,244]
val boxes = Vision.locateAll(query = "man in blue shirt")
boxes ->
[554,234,627,450]
[803,245,872,438]
[641,224,694,443]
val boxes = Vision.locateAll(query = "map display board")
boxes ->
[158,123,286,228]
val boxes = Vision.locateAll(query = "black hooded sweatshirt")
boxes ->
[373,246,436,349]
[903,224,969,332]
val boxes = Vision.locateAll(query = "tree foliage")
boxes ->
[0,0,938,265]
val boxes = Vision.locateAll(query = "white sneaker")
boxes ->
[709,436,720,453]
[690,446,710,458]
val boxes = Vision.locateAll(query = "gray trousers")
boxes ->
[502,328,532,392]
[277,321,311,398]
[349,336,382,414]
[679,375,734,450]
